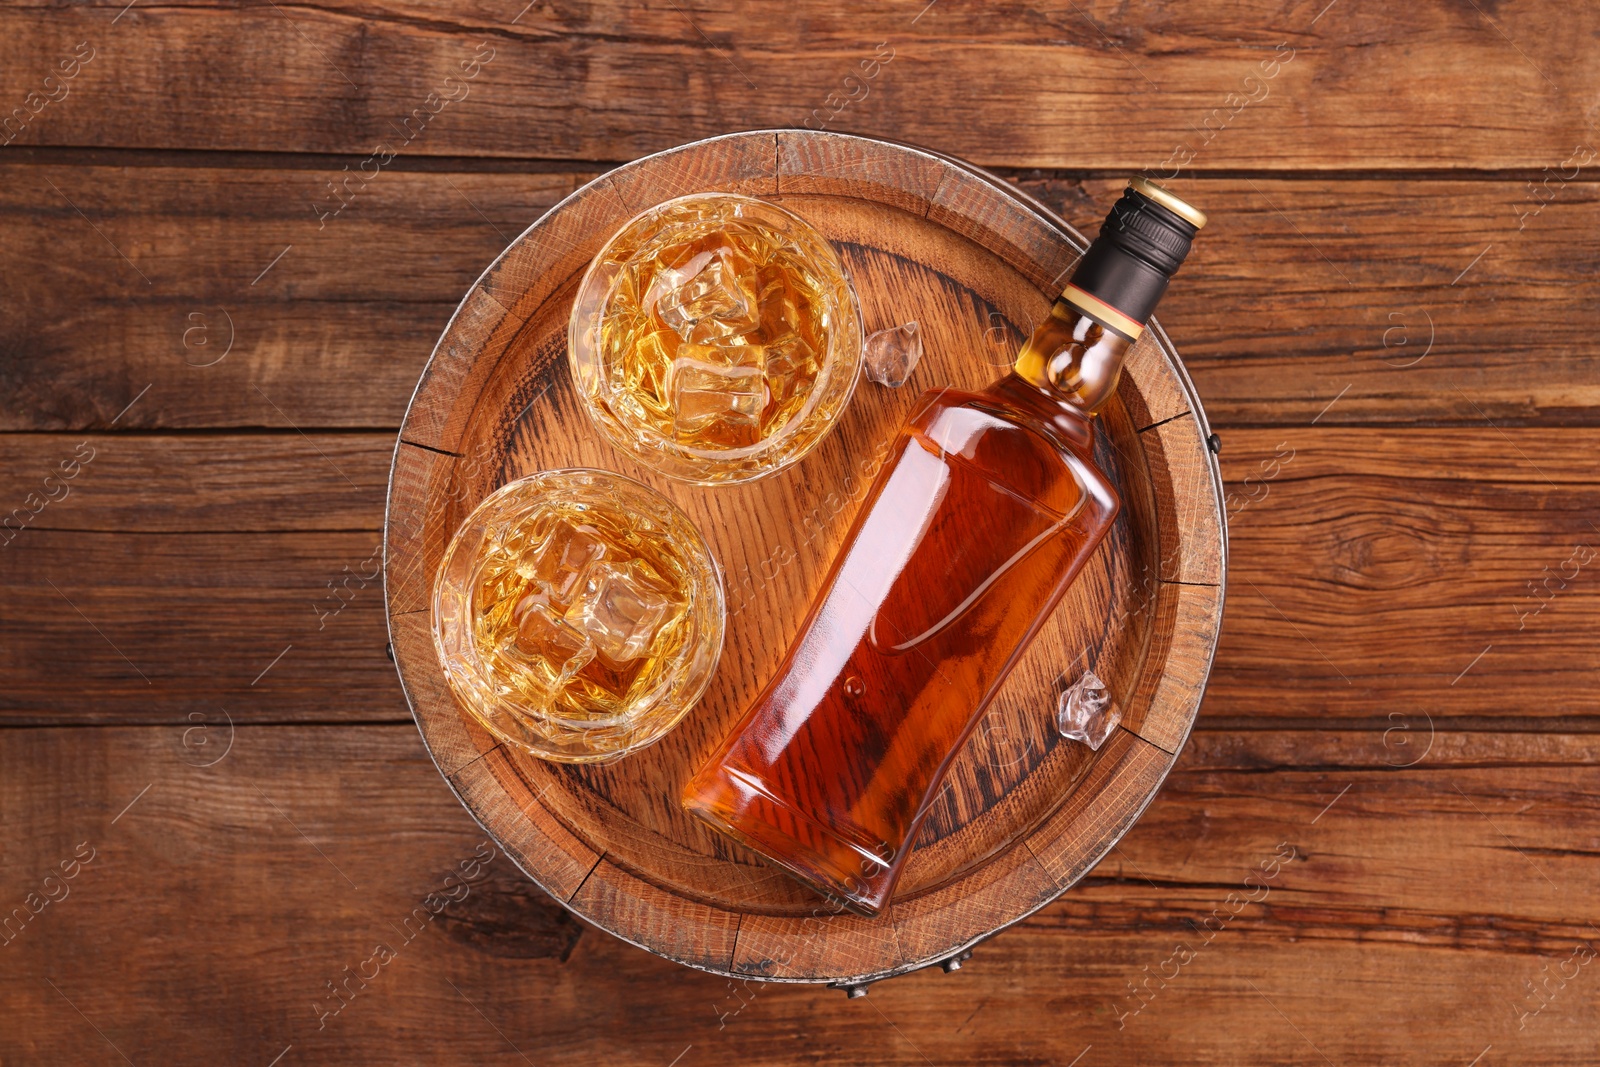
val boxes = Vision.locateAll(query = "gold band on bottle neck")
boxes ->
[1061,284,1144,341]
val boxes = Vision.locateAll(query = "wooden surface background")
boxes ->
[2,1,1597,1064]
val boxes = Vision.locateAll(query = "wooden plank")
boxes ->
[452,746,601,900]
[391,608,499,776]
[398,283,525,455]
[603,131,777,213]
[890,837,1060,967]
[0,527,397,721]
[729,907,906,983]
[0,163,581,431]
[1141,413,1223,586]
[927,162,1080,292]
[777,128,945,215]
[1211,426,1600,723]
[3,166,1599,430]
[3,725,1599,1063]
[1120,324,1194,430]
[0,2,1595,170]
[383,440,454,617]
[0,435,394,722]
[569,859,743,974]
[0,723,593,1063]
[1127,580,1224,754]
[5,425,1599,727]
[0,432,387,532]
[1025,728,1177,886]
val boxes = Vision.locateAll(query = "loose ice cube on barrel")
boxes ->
[1056,669,1120,750]
[863,321,923,388]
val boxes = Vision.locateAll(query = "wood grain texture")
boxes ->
[0,162,584,431]
[1,1,1597,170]
[1127,580,1224,755]
[392,609,499,776]
[1143,413,1225,586]
[568,859,744,974]
[5,166,1599,431]
[453,746,602,900]
[384,440,455,616]
[386,131,1223,981]
[6,426,1599,728]
[3,725,1598,1064]
[3,0,1598,1056]
[0,527,397,721]
[1023,727,1176,884]
[1210,426,1600,723]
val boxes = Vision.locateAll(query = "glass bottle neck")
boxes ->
[1010,296,1133,416]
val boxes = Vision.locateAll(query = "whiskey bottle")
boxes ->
[682,178,1207,916]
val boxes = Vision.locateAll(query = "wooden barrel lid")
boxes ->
[384,130,1225,985]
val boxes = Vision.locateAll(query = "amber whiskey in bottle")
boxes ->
[683,179,1207,916]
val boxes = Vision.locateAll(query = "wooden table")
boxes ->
[2,3,1596,1063]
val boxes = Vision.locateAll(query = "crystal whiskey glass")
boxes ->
[569,193,863,485]
[433,469,724,763]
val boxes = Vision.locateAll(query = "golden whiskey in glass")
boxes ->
[569,193,862,485]
[432,469,724,763]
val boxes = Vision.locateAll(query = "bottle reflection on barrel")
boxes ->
[683,179,1207,916]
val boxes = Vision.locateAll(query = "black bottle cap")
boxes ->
[1063,179,1205,340]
